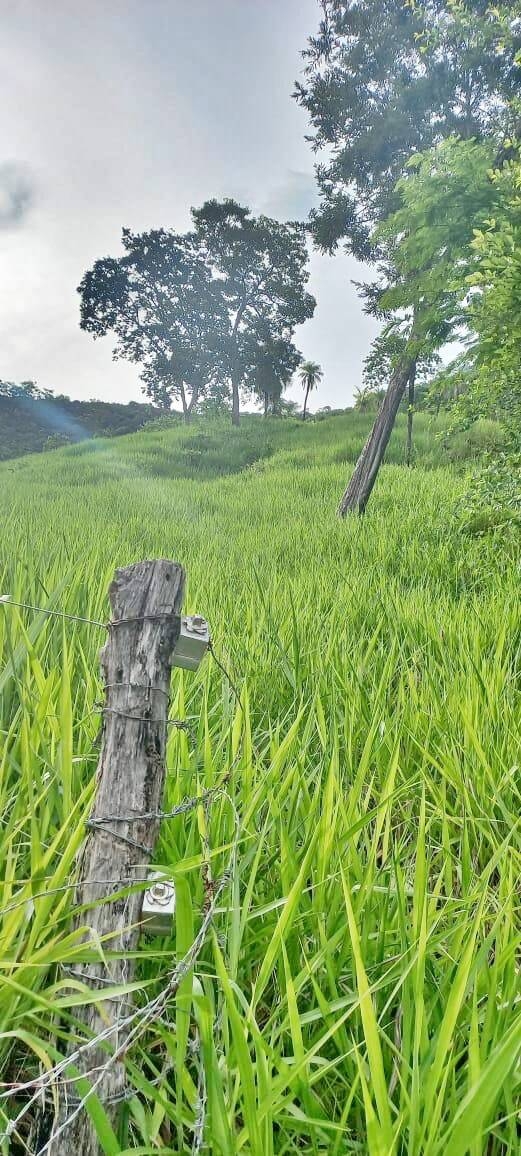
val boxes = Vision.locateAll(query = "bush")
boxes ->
[446,419,507,462]
[458,450,521,537]
[43,432,73,451]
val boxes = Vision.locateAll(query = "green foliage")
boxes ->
[297,359,323,418]
[0,414,519,1152]
[465,158,521,434]
[297,2,521,513]
[78,202,315,425]
[0,378,48,400]
[373,138,497,345]
[192,199,315,420]
[78,226,228,421]
[448,419,508,461]
[423,352,477,414]
[362,324,441,396]
[43,432,72,451]
[296,0,521,255]
[353,385,386,413]
[437,155,521,526]
[457,451,521,537]
[0,387,160,462]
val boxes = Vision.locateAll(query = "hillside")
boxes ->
[0,391,161,461]
[0,413,519,1153]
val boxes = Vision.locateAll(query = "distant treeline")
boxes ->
[0,388,161,461]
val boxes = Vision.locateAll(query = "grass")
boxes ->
[0,411,519,1153]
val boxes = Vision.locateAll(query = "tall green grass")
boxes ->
[0,412,519,1153]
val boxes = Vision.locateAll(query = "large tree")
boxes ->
[296,0,521,512]
[192,199,315,424]
[78,227,228,423]
[339,136,499,512]
[78,206,314,426]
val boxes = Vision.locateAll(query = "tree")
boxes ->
[423,352,476,415]
[458,154,521,487]
[240,327,302,415]
[0,379,49,399]
[296,0,520,258]
[192,199,315,424]
[298,360,323,419]
[78,228,227,423]
[353,384,386,413]
[338,136,499,512]
[296,0,521,511]
[361,325,441,463]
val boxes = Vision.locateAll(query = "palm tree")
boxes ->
[298,360,323,420]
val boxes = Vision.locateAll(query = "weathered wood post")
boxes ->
[50,559,185,1156]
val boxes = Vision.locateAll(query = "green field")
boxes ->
[0,413,519,1154]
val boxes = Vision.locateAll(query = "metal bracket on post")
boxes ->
[172,614,210,671]
[140,872,176,936]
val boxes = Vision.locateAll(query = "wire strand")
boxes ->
[0,596,107,630]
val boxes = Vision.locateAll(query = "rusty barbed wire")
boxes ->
[0,589,245,1153]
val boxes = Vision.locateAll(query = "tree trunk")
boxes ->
[230,300,246,427]
[339,354,417,516]
[302,384,310,420]
[180,383,199,423]
[405,365,416,467]
[179,382,190,424]
[49,560,185,1156]
[231,372,240,426]
[186,384,199,423]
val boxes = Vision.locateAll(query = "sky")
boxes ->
[0,0,380,411]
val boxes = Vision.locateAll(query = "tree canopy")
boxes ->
[78,202,315,424]
[78,227,227,422]
[296,0,521,257]
[465,156,521,440]
[297,0,521,513]
[192,199,315,423]
[298,360,323,419]
[367,137,499,350]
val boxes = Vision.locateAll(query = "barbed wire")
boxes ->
[0,592,241,707]
[0,793,238,1147]
[0,595,107,629]
[0,590,244,1153]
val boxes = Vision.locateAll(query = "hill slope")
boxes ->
[0,391,160,460]
[0,413,519,1153]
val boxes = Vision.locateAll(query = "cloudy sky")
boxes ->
[0,0,379,410]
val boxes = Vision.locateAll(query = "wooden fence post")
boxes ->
[49,559,185,1155]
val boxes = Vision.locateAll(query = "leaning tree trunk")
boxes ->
[302,385,310,420]
[405,364,416,468]
[339,354,417,516]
